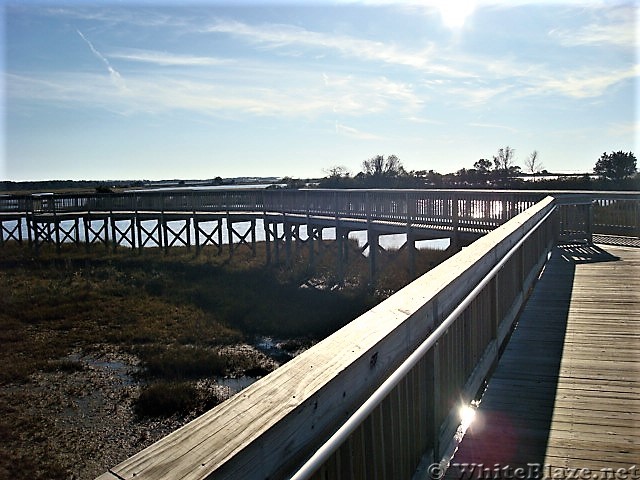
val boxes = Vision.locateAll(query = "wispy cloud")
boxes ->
[527,65,639,99]
[16,3,637,119]
[335,122,383,140]
[203,17,634,107]
[47,7,185,29]
[204,19,470,77]
[109,49,233,67]
[550,24,636,49]
[444,83,513,106]
[468,122,518,133]
[405,116,442,125]
[76,29,127,91]
[549,4,637,49]
[7,68,420,120]
[606,121,640,139]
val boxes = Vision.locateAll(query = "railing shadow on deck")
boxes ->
[558,243,621,264]
[445,245,577,470]
[445,242,623,474]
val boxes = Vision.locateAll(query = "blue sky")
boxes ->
[3,1,638,181]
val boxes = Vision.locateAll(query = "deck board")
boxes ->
[446,244,640,475]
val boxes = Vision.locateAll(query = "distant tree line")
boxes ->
[0,179,148,194]
[0,177,230,194]
[3,150,637,194]
[317,149,638,191]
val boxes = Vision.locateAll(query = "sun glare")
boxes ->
[434,0,476,29]
[459,404,477,431]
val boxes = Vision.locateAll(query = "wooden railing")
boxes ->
[0,189,545,245]
[553,192,640,243]
[97,196,559,480]
[3,189,637,240]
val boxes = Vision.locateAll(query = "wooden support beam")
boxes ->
[26,214,33,247]
[264,221,272,265]
[110,212,117,251]
[284,221,292,267]
[368,229,378,283]
[407,230,416,281]
[336,225,344,284]
[103,217,110,250]
[307,223,314,268]
[251,218,256,257]
[0,218,23,245]
[273,222,280,263]
[137,219,162,249]
[54,215,61,254]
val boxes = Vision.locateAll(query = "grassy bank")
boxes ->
[0,239,453,479]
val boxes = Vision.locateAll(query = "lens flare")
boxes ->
[459,404,476,431]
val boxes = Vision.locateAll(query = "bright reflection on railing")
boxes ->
[455,400,480,442]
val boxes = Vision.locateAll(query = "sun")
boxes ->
[433,0,476,30]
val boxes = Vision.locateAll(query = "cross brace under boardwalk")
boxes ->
[445,244,640,477]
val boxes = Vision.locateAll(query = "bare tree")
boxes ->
[323,165,351,178]
[361,155,404,177]
[493,146,516,172]
[492,146,518,185]
[524,150,543,181]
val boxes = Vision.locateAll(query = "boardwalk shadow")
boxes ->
[447,244,607,474]
[558,242,620,264]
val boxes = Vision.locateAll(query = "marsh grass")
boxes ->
[0,238,454,478]
[133,382,202,418]
[0,240,453,384]
[42,359,86,374]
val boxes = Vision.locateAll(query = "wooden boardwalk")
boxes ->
[446,244,640,476]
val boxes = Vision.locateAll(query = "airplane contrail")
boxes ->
[76,29,126,88]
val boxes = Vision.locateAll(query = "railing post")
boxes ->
[635,199,640,239]
[428,340,441,462]
[306,191,314,267]
[587,200,594,244]
[53,198,61,254]
[491,275,500,341]
[502,195,508,223]
[406,192,416,280]
[26,197,33,248]
[450,193,460,252]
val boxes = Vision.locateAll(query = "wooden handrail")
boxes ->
[289,200,557,480]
